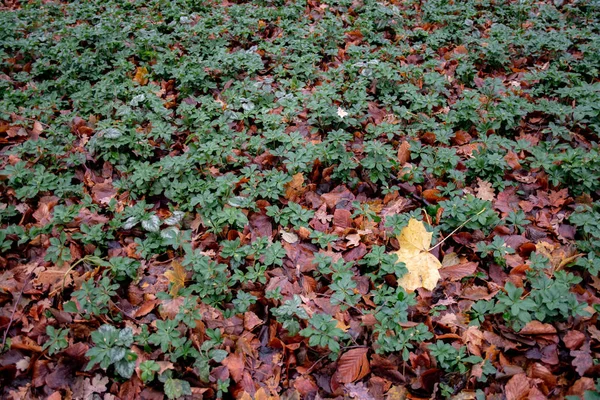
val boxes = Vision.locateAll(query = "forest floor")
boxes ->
[1,0,600,399]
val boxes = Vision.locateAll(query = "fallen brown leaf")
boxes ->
[334,347,370,383]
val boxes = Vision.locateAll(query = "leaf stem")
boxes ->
[428,207,487,252]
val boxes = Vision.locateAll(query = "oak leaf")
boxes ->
[392,218,442,291]
[164,261,186,297]
[475,178,495,202]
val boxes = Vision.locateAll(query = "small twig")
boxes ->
[1,272,33,351]
[110,299,142,323]
[60,257,89,293]
[556,253,583,271]
[428,207,487,252]
[304,353,329,375]
[12,116,51,129]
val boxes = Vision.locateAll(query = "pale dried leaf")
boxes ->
[281,230,298,244]
[392,219,442,291]
[475,179,495,202]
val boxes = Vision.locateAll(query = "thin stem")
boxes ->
[428,207,487,252]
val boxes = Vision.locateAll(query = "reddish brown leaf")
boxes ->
[519,321,557,336]
[333,209,353,228]
[529,362,556,387]
[334,347,370,384]
[505,373,531,400]
[91,181,117,205]
[397,141,411,164]
[505,151,522,170]
[222,353,244,383]
[293,376,318,397]
[563,330,585,350]
[451,130,472,145]
[439,261,477,281]
[243,311,263,331]
[567,377,596,397]
[134,300,158,318]
[422,189,444,204]
[285,173,305,201]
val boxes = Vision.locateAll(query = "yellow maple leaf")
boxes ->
[392,218,442,292]
[164,260,186,297]
[133,66,148,85]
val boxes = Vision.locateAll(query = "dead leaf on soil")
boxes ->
[164,260,187,297]
[397,141,411,164]
[475,178,495,202]
[281,230,299,244]
[285,173,305,200]
[334,347,370,383]
[391,218,442,291]
[133,66,148,85]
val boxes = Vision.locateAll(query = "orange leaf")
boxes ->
[335,347,370,383]
[222,353,245,383]
[397,141,411,164]
[422,188,444,204]
[133,66,149,85]
[284,172,305,200]
[164,260,186,297]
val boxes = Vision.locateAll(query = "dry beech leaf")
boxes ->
[32,121,44,136]
[392,218,442,291]
[285,173,305,200]
[335,347,370,383]
[164,260,186,297]
[222,353,244,383]
[397,141,411,164]
[335,318,350,332]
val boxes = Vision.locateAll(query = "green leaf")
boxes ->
[164,377,192,400]
[63,301,79,313]
[209,349,228,363]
